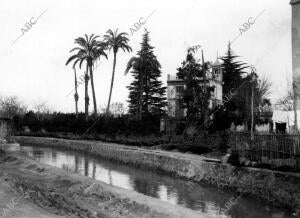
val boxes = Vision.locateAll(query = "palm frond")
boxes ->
[70,47,84,53]
[79,58,85,69]
[104,29,132,55]
[72,58,82,69]
[66,54,80,66]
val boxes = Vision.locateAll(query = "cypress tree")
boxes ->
[221,42,248,96]
[220,42,248,126]
[126,30,166,120]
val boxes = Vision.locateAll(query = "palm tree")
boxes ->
[73,66,79,117]
[256,75,272,106]
[66,34,104,119]
[104,29,132,114]
[65,63,79,117]
[91,40,108,116]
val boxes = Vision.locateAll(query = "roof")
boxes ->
[212,58,221,66]
[291,0,300,5]
[167,74,181,81]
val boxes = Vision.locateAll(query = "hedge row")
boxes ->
[12,111,162,136]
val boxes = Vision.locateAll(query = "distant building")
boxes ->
[162,58,223,135]
[166,58,223,119]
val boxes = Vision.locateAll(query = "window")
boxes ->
[176,86,184,94]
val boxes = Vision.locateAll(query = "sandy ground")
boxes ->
[0,151,210,218]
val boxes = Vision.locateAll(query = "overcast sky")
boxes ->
[0,0,292,112]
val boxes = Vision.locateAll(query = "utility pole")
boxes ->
[293,82,298,132]
[250,67,257,140]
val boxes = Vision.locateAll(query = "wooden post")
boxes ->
[293,81,298,132]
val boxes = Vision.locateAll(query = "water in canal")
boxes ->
[16,145,292,218]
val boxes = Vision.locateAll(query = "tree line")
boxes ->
[2,30,273,136]
[66,29,166,122]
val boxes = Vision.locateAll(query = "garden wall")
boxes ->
[0,118,11,142]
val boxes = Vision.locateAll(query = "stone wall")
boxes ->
[15,136,300,212]
[0,119,9,141]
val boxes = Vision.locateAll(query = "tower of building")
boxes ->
[211,57,223,82]
[291,0,300,109]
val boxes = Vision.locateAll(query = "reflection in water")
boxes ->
[18,145,292,218]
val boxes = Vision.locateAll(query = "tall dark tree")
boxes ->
[125,29,166,120]
[221,43,247,92]
[220,42,248,126]
[176,50,214,127]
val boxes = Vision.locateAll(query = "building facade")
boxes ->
[166,59,223,119]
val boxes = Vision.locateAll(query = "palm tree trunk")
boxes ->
[251,78,254,139]
[75,96,79,117]
[85,63,89,120]
[74,68,79,118]
[89,64,97,116]
[92,161,96,179]
[84,157,89,176]
[75,155,79,173]
[106,52,117,114]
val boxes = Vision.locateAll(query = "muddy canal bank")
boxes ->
[15,136,300,213]
[0,171,64,218]
[0,151,204,218]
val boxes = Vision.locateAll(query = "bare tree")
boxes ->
[276,76,293,111]
[0,96,27,118]
[110,102,126,116]
[33,102,51,120]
